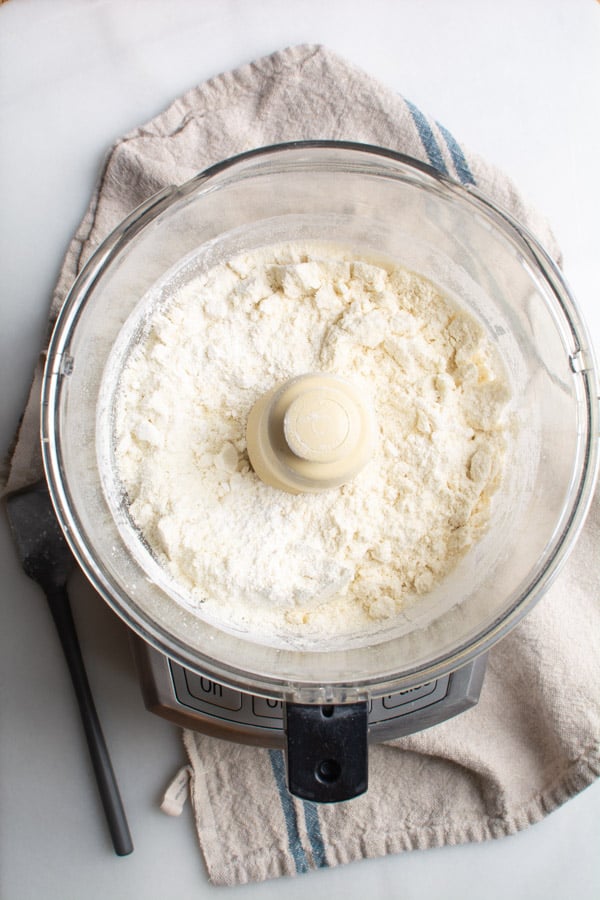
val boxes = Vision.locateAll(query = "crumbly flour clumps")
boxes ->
[112,242,511,644]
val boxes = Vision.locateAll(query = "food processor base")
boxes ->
[130,635,488,749]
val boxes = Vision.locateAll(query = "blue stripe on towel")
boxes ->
[268,749,310,873]
[303,801,328,868]
[405,98,449,175]
[435,120,476,185]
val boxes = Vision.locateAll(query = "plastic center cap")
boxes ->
[246,373,377,494]
[284,389,354,463]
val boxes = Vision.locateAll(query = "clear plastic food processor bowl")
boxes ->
[41,142,599,703]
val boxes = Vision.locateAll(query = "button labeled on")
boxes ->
[184,672,243,711]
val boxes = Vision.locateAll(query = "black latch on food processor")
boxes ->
[285,701,369,802]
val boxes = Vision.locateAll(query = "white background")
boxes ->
[1,1,599,898]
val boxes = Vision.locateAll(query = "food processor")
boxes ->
[41,142,599,802]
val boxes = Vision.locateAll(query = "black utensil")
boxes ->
[5,480,133,856]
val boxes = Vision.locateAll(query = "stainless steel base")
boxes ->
[131,636,488,747]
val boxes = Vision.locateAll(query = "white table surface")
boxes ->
[1,1,599,898]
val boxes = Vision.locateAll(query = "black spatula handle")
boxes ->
[45,585,133,856]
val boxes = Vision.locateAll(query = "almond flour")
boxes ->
[112,242,510,643]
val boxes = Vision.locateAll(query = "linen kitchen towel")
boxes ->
[4,45,599,886]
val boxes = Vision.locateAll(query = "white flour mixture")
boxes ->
[112,242,511,642]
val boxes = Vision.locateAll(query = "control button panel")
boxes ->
[171,663,449,729]
[133,636,487,745]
